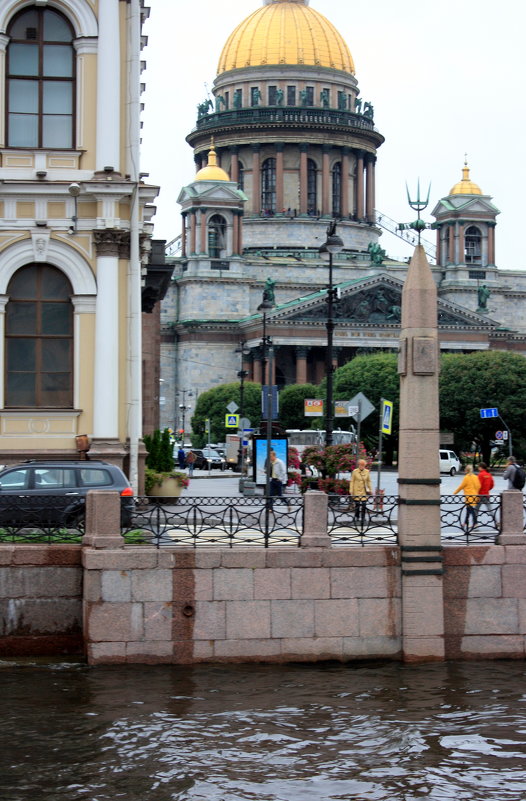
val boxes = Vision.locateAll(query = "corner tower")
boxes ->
[185,0,384,255]
[432,161,500,289]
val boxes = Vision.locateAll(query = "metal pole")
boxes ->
[376,399,384,493]
[325,249,334,447]
[499,414,513,458]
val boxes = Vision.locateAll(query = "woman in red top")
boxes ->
[476,462,494,512]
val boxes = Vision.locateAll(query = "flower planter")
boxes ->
[148,476,183,497]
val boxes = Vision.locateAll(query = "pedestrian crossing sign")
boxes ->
[225,414,240,428]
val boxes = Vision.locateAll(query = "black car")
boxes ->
[188,449,226,470]
[0,460,134,529]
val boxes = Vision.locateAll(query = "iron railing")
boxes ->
[0,495,85,543]
[440,494,501,544]
[193,107,376,134]
[124,495,303,548]
[328,494,399,545]
[0,492,506,546]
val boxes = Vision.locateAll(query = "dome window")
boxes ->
[208,215,227,259]
[261,158,276,214]
[332,162,342,216]
[307,159,317,215]
[465,226,482,264]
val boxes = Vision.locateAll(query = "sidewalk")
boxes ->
[182,469,244,497]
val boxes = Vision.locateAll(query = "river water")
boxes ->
[2,659,526,800]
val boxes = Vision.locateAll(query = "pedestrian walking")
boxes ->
[186,450,196,477]
[453,465,481,531]
[475,462,494,514]
[350,459,372,525]
[268,450,287,507]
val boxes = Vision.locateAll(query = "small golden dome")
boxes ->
[195,140,230,182]
[450,161,482,195]
[218,0,355,75]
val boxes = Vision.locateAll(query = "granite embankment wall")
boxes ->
[1,491,525,664]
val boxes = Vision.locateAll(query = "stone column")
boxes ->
[276,143,284,213]
[230,148,239,184]
[251,145,261,214]
[299,145,308,215]
[181,214,187,258]
[448,225,455,264]
[232,213,239,256]
[458,222,465,264]
[199,209,207,254]
[321,146,330,216]
[301,491,330,548]
[365,155,375,222]
[341,147,350,218]
[252,348,262,384]
[398,245,445,663]
[355,150,364,220]
[93,231,124,440]
[189,211,196,254]
[295,346,309,384]
[0,35,8,146]
[488,223,496,265]
[96,0,120,172]
[435,226,441,266]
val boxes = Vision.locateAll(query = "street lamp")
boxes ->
[176,389,193,442]
[235,341,251,478]
[319,220,344,447]
[257,293,274,497]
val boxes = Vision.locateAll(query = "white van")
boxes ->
[439,450,461,475]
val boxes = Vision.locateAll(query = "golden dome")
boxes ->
[217,0,355,75]
[450,161,482,195]
[195,140,230,182]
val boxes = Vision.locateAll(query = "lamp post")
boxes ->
[319,220,344,447]
[235,341,250,478]
[257,294,274,498]
[176,389,193,442]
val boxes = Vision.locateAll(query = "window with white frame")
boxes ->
[6,6,75,149]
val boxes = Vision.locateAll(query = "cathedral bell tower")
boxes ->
[432,161,499,288]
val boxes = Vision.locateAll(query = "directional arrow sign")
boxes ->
[480,407,498,418]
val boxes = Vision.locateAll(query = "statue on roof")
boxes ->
[477,284,490,311]
[367,241,386,266]
[197,98,213,119]
[263,277,276,306]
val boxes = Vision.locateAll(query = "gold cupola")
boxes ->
[194,139,230,182]
[450,160,482,195]
[217,0,355,75]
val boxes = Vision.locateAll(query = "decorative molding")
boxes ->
[93,229,129,257]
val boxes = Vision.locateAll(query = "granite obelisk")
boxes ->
[398,244,445,662]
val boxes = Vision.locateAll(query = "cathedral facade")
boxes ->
[0,0,159,487]
[160,0,526,431]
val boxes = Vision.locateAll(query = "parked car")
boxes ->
[188,448,226,470]
[0,460,134,528]
[439,450,461,476]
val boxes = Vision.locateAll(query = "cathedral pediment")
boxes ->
[433,196,500,217]
[273,274,497,329]
[178,182,246,205]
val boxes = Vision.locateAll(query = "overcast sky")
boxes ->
[141,0,525,267]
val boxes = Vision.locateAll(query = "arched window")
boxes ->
[208,215,227,258]
[332,161,342,216]
[465,226,482,263]
[6,264,73,407]
[237,160,244,192]
[261,158,276,214]
[6,7,75,148]
[307,158,317,215]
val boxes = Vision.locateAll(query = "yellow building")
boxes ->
[0,0,158,488]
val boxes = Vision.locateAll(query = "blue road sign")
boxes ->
[480,407,498,419]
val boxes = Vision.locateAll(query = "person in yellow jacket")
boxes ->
[453,464,481,530]
[350,459,373,524]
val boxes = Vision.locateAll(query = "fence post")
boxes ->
[82,490,125,549]
[497,490,525,545]
[301,490,330,548]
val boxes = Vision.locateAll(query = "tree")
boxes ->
[440,351,526,463]
[279,383,323,430]
[333,352,399,463]
[192,381,262,446]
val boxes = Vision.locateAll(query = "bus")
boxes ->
[285,428,356,459]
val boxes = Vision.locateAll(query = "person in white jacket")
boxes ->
[269,450,287,501]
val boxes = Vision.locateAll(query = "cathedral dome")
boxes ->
[195,142,230,182]
[450,162,482,195]
[217,0,355,75]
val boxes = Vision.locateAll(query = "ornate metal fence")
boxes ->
[124,496,303,547]
[0,495,85,543]
[440,494,501,543]
[328,494,399,545]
